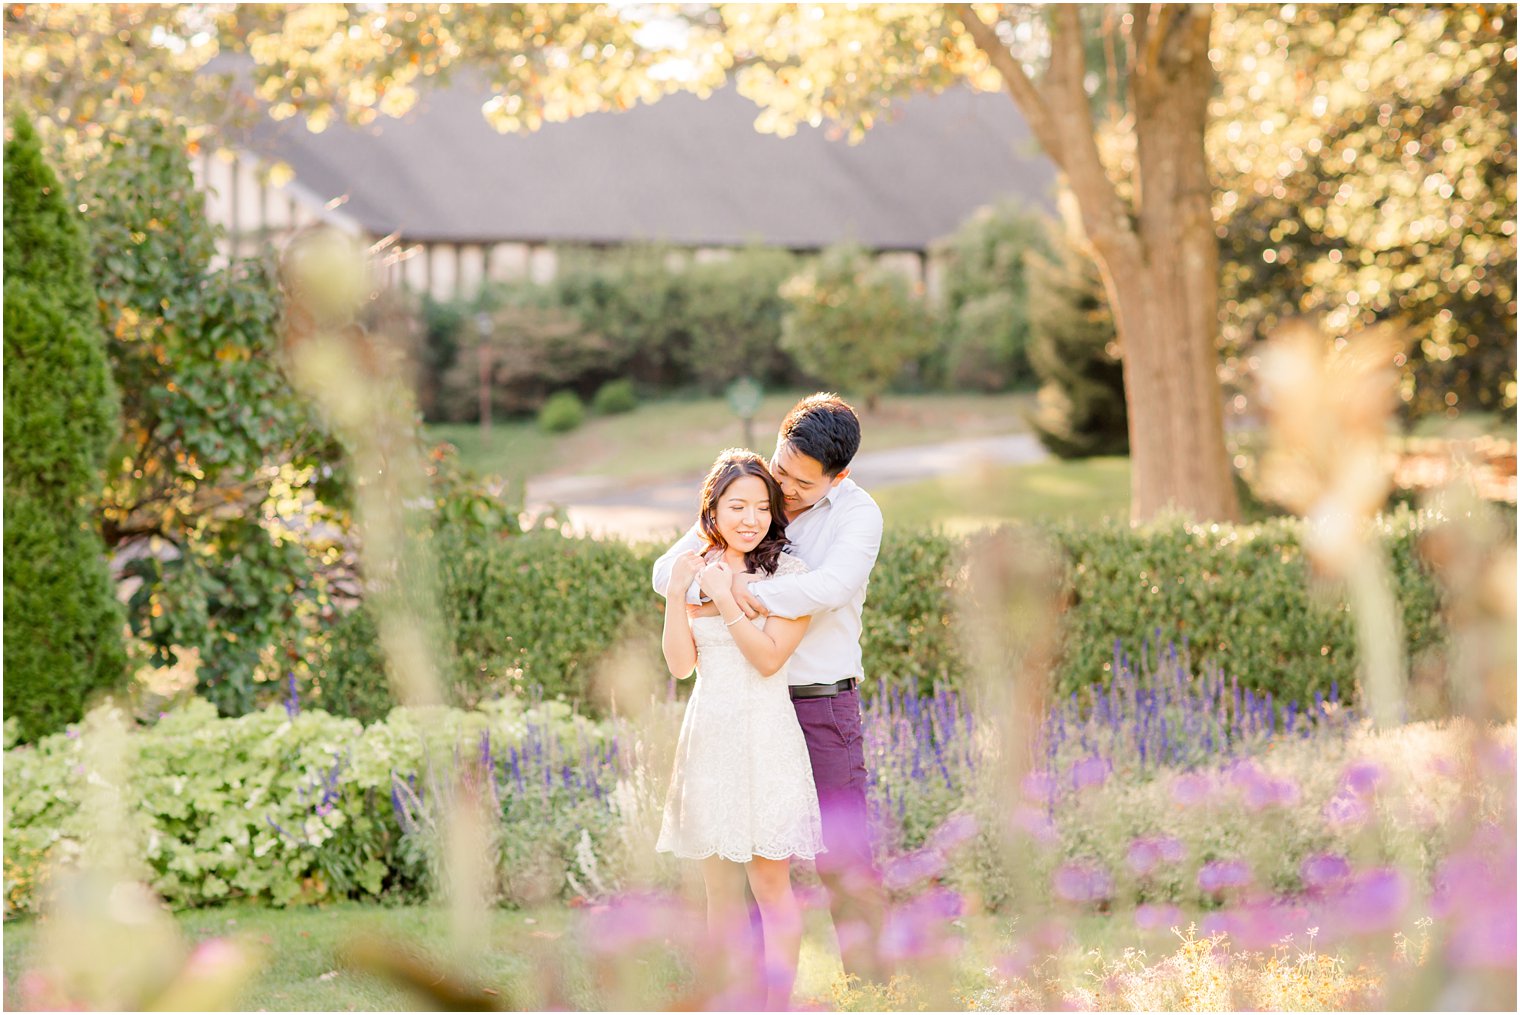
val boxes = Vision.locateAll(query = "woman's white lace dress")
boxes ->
[656,552,824,862]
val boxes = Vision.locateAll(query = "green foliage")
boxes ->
[780,242,937,410]
[1025,218,1129,458]
[552,249,692,389]
[933,201,1046,392]
[327,511,1444,719]
[1046,511,1445,704]
[2,113,128,743]
[2,696,621,913]
[1214,4,1518,419]
[591,378,639,416]
[679,247,802,391]
[320,531,660,717]
[433,288,614,420]
[66,116,344,717]
[537,390,587,433]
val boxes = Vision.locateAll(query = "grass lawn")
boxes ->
[2,899,1236,1012]
[876,456,1131,533]
[426,390,1037,488]
[0,900,865,1011]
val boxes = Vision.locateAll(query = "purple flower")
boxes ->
[1071,756,1109,792]
[1010,806,1058,847]
[1223,900,1311,950]
[1323,791,1369,828]
[1022,769,1056,801]
[1053,861,1113,903]
[1300,852,1352,891]
[1135,902,1182,931]
[1171,772,1213,807]
[1198,859,1251,893]
[926,812,979,855]
[1126,836,1184,877]
[884,849,946,891]
[1340,759,1383,796]
[1432,828,1518,969]
[1327,867,1408,936]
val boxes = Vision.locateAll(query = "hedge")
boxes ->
[315,511,1449,719]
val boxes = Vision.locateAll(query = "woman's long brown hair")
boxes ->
[696,448,790,575]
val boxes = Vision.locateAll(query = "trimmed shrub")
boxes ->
[592,378,639,416]
[537,390,586,433]
[680,247,802,391]
[780,242,937,411]
[3,114,128,742]
[932,201,1046,392]
[320,530,661,717]
[317,512,1446,719]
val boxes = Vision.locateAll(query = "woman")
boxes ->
[657,448,822,1010]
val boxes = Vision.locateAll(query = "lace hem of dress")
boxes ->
[656,844,826,862]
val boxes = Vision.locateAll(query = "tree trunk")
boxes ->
[1093,11,1237,522]
[955,3,1240,523]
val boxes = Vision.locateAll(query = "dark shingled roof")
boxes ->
[244,80,1055,251]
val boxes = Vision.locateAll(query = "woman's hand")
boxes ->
[667,550,705,597]
[698,560,736,604]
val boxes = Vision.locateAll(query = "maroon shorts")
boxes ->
[792,687,877,883]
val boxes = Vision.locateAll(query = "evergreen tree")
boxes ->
[1026,219,1129,459]
[3,113,128,741]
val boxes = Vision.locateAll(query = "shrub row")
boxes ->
[315,511,1447,720]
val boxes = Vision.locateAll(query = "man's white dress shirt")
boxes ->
[651,478,883,687]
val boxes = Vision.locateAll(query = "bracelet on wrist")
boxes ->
[724,613,744,627]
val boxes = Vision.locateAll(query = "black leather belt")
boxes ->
[789,678,857,700]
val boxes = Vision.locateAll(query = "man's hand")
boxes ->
[698,561,736,605]
[666,550,704,599]
[731,571,771,620]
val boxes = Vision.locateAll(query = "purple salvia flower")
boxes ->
[1197,859,1251,893]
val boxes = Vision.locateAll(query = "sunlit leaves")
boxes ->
[1212,4,1517,417]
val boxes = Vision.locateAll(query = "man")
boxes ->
[651,392,886,980]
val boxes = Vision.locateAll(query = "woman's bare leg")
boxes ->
[745,856,803,1010]
[700,857,754,1000]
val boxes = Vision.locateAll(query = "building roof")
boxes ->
[241,79,1055,251]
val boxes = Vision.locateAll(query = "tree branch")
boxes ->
[949,4,1062,163]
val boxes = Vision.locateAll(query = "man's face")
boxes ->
[771,441,846,517]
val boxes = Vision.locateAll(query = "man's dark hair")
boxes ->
[777,392,861,475]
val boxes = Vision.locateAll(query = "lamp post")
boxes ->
[475,311,494,439]
[727,376,763,450]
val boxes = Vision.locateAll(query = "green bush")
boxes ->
[2,113,129,743]
[320,530,661,717]
[537,390,586,433]
[591,378,639,416]
[780,242,937,411]
[933,201,1046,392]
[319,513,1446,718]
[1026,214,1128,458]
[3,697,629,914]
[680,247,802,391]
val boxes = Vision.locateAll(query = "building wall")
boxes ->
[196,146,939,304]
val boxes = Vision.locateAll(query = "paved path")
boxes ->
[524,433,1047,542]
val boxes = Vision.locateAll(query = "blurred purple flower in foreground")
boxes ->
[1171,772,1213,807]
[1324,867,1408,937]
[1126,836,1185,877]
[1135,902,1183,931]
[1432,824,1518,969]
[1198,859,1252,894]
[1300,852,1352,891]
[1071,756,1109,792]
[1053,861,1114,903]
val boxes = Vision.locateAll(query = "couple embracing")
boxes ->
[652,393,887,1009]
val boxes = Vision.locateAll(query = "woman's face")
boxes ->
[713,474,773,554]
